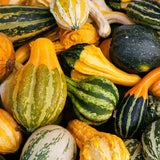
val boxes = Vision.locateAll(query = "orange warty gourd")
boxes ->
[0,32,15,83]
[67,119,130,160]
[0,108,22,154]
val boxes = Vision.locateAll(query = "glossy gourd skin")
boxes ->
[67,119,130,160]
[114,67,160,138]
[0,32,15,83]
[59,43,141,86]
[0,108,22,154]
[10,38,67,132]
[109,24,160,74]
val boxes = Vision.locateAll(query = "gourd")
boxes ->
[0,5,58,47]
[141,119,160,160]
[59,43,141,86]
[126,0,160,31]
[0,0,9,4]
[123,139,144,160]
[0,32,15,83]
[0,155,6,160]
[10,38,67,132]
[25,0,52,6]
[50,0,90,31]
[149,79,160,97]
[109,24,160,74]
[65,75,119,125]
[114,67,160,138]
[67,119,130,160]
[20,125,77,160]
[0,108,22,154]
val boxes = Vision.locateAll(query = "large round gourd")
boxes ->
[10,38,67,132]
[20,125,77,160]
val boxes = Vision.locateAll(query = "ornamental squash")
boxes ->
[65,75,119,125]
[10,38,67,132]
[0,32,15,83]
[109,24,160,74]
[141,119,160,160]
[67,119,130,160]
[149,79,160,97]
[20,125,77,160]
[58,43,141,86]
[0,108,22,154]
[50,0,90,30]
[114,67,160,138]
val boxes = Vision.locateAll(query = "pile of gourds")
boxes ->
[0,0,160,159]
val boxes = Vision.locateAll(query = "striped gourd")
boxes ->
[10,38,67,132]
[141,119,160,160]
[20,125,77,160]
[124,139,144,160]
[65,75,119,125]
[114,67,160,138]
[126,0,160,30]
[50,0,89,30]
[0,5,58,47]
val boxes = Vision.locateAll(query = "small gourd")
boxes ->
[114,67,160,138]
[149,79,160,97]
[67,119,130,160]
[0,32,15,83]
[10,38,67,132]
[59,43,141,86]
[0,108,22,154]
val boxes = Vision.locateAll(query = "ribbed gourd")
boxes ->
[65,75,119,125]
[0,32,15,83]
[58,43,141,86]
[67,119,130,160]
[10,38,67,132]
[50,0,89,30]
[114,67,160,138]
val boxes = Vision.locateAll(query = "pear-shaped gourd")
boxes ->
[10,38,67,132]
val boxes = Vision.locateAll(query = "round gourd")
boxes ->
[141,119,160,160]
[0,108,22,154]
[20,125,77,160]
[109,24,160,74]
[0,32,15,83]
[50,0,89,30]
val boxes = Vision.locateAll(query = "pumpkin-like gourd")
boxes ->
[0,32,15,83]
[67,119,130,160]
[149,79,160,97]
[114,67,160,138]
[65,75,119,125]
[59,43,141,86]
[124,139,144,160]
[0,108,22,154]
[20,125,77,160]
[10,38,67,132]
[141,119,160,160]
[109,24,160,74]
[50,0,89,30]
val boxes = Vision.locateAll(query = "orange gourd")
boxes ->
[67,119,130,160]
[0,108,22,154]
[0,32,15,83]
[149,79,160,97]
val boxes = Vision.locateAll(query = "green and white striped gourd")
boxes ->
[141,119,160,160]
[65,75,119,125]
[126,0,160,31]
[124,139,144,160]
[20,125,77,160]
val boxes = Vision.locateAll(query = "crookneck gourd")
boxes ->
[10,38,67,132]
[0,32,15,83]
[114,67,160,138]
[65,75,119,125]
[67,119,130,160]
[58,43,141,86]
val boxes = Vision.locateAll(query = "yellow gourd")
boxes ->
[67,119,130,160]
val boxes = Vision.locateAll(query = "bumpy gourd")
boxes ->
[10,38,67,132]
[0,108,22,154]
[0,32,15,83]
[114,67,160,138]
[67,119,130,160]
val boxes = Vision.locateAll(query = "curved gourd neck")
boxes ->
[27,38,62,73]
